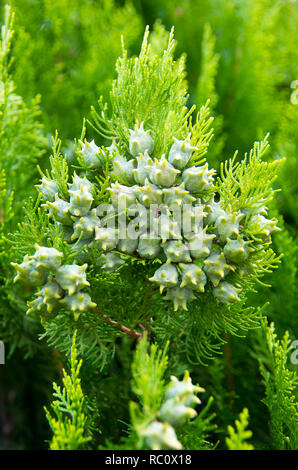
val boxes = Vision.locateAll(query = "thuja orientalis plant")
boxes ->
[7,21,294,450]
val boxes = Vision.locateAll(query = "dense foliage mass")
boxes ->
[0,0,297,451]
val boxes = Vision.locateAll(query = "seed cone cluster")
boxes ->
[12,244,95,319]
[14,123,280,314]
[143,371,204,450]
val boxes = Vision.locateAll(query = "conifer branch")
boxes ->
[93,309,143,340]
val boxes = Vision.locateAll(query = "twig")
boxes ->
[92,309,143,340]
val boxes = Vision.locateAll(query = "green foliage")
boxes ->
[45,331,91,450]
[0,169,14,235]
[217,135,282,215]
[7,198,51,259]
[129,335,213,450]
[0,5,46,361]
[7,0,142,139]
[141,1,298,347]
[141,0,298,236]
[1,0,297,453]
[195,23,224,168]
[177,397,217,450]
[253,320,298,450]
[274,103,298,224]
[196,23,219,110]
[0,5,46,211]
[248,215,298,335]
[130,334,169,434]
[148,0,298,154]
[9,26,283,370]
[46,132,69,200]
[226,408,254,450]
[91,26,192,157]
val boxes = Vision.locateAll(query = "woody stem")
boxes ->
[93,309,143,340]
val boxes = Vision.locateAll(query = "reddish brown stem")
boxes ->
[92,309,143,340]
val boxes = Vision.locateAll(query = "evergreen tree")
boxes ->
[0,2,297,451]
